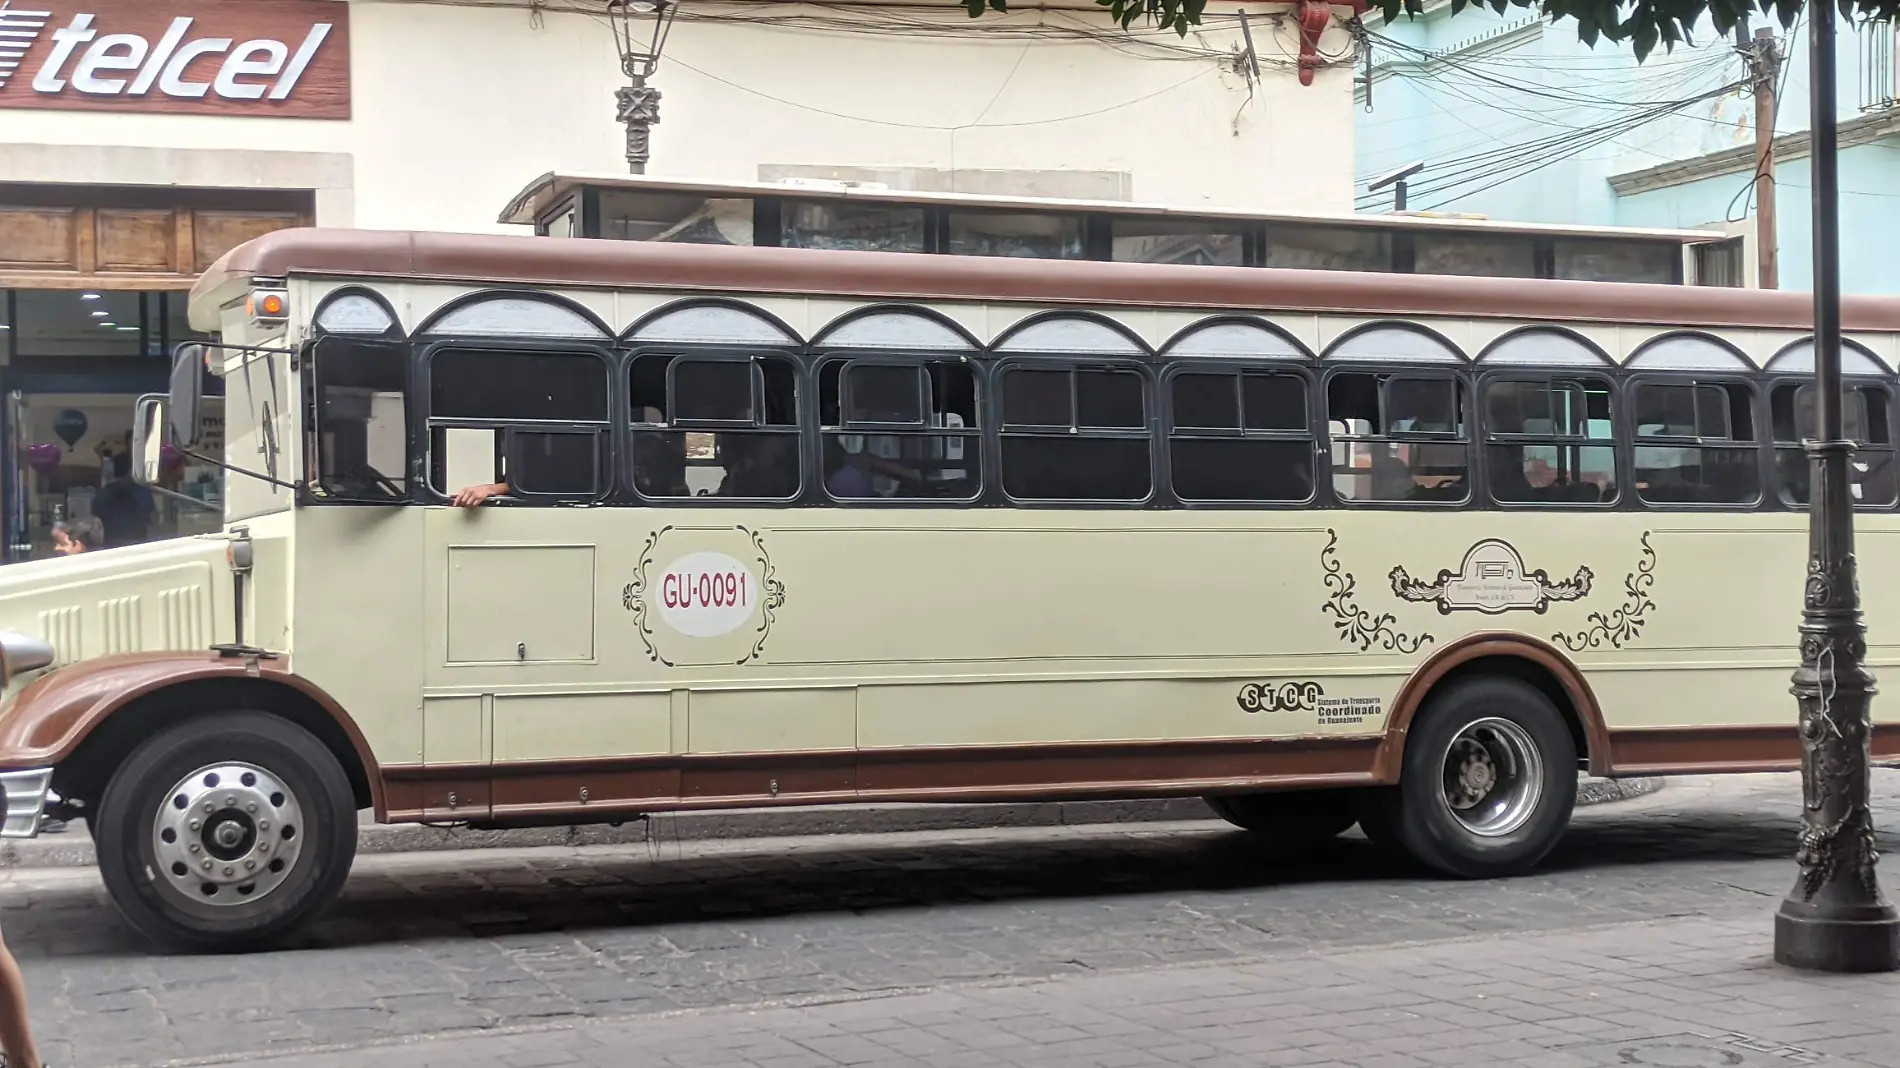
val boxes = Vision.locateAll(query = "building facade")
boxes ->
[1355,1,1900,295]
[0,0,1363,559]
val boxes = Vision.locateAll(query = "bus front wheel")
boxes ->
[1382,676,1577,878]
[94,711,358,951]
[1203,789,1359,844]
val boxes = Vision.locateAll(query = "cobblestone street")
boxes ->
[7,772,1899,1067]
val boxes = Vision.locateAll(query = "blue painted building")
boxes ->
[1355,2,1900,293]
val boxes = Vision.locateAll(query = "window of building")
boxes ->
[1771,382,1898,508]
[1482,377,1617,505]
[998,364,1151,501]
[1168,370,1312,502]
[1555,239,1679,284]
[946,211,1086,259]
[311,337,410,502]
[12,289,146,357]
[816,358,981,501]
[783,201,927,254]
[1630,378,1760,505]
[1263,225,1391,271]
[426,348,611,502]
[1413,234,1537,279]
[1111,218,1246,267]
[629,352,801,500]
[1692,238,1745,287]
[596,190,755,245]
[1327,372,1469,503]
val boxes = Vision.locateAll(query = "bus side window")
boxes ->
[1631,378,1760,506]
[818,358,982,502]
[427,347,610,503]
[998,364,1152,502]
[1481,377,1616,505]
[1326,372,1469,504]
[1167,369,1312,503]
[1771,381,1897,508]
[629,351,802,501]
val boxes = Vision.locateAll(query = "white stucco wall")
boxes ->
[0,0,1358,232]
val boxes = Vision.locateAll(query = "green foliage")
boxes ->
[966,0,1895,59]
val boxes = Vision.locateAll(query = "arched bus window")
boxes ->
[1323,323,1469,505]
[812,307,982,503]
[625,300,803,502]
[417,292,614,505]
[307,287,409,504]
[993,313,1152,503]
[1625,333,1760,507]
[1161,318,1314,504]
[1477,329,1617,507]
[1766,338,1896,509]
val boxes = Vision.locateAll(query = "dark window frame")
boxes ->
[1160,360,1317,507]
[992,355,1157,506]
[1767,374,1899,512]
[1625,371,1765,511]
[418,337,618,506]
[813,351,985,505]
[625,344,806,505]
[1321,364,1474,509]
[1476,371,1621,510]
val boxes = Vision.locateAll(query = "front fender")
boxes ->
[0,651,382,812]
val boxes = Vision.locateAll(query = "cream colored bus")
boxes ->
[0,228,1896,951]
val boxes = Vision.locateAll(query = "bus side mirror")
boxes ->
[169,343,206,448]
[131,394,168,487]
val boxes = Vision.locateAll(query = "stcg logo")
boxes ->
[1236,681,1325,714]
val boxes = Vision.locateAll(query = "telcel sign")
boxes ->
[0,0,349,118]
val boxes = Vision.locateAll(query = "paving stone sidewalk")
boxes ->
[208,912,1900,1068]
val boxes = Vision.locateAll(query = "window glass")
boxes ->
[819,359,981,501]
[13,289,144,357]
[844,364,925,425]
[1172,440,1313,502]
[946,212,1085,259]
[783,201,926,253]
[1633,379,1759,505]
[1001,438,1151,501]
[597,190,754,245]
[1000,365,1151,501]
[631,352,802,500]
[1172,373,1239,430]
[1111,218,1245,266]
[1263,226,1390,271]
[314,338,410,502]
[1001,368,1073,428]
[1413,235,1536,278]
[511,432,599,496]
[1556,239,1678,284]
[1243,374,1307,431]
[1327,372,1468,503]
[431,350,607,422]
[1077,369,1145,429]
[1482,378,1616,505]
[1772,383,1897,508]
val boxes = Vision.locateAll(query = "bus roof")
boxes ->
[497,171,1731,246]
[191,226,1900,334]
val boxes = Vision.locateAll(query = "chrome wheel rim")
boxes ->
[151,762,306,907]
[1439,718,1543,838]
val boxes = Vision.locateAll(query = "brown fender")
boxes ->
[0,651,383,816]
[1371,631,1613,781]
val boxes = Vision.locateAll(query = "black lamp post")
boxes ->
[607,0,678,174]
[1773,1,1900,973]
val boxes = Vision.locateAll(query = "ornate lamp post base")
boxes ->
[1775,901,1900,972]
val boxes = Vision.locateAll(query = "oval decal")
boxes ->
[655,551,759,638]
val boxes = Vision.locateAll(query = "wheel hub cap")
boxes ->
[151,762,306,906]
[1438,718,1544,838]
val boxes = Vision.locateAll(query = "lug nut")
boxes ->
[245,860,255,870]
[223,867,234,876]
[189,819,201,831]
[247,803,258,813]
[203,802,214,812]
[201,859,212,870]
[188,844,201,854]
[259,820,269,830]
[224,797,237,807]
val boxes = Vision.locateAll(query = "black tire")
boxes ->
[1350,787,1403,852]
[1203,789,1359,844]
[94,712,358,951]
[1388,676,1577,878]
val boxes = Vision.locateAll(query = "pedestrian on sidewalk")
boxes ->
[0,922,44,1068]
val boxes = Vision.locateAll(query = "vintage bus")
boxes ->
[0,227,1893,951]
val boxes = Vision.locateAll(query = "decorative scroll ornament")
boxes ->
[1389,539,1592,616]
[1320,529,1433,653]
[622,525,785,667]
[1553,533,1657,652]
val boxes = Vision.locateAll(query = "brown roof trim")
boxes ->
[191,227,1900,334]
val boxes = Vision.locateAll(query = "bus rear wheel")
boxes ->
[1383,676,1577,878]
[1203,789,1359,845]
[94,711,358,952]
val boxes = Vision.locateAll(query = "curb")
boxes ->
[0,775,1664,870]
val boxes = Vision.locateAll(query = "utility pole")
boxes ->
[1741,23,1782,289]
